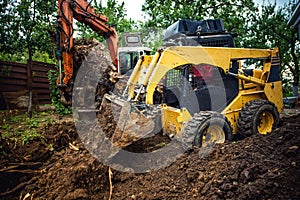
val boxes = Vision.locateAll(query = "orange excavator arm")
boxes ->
[56,0,118,103]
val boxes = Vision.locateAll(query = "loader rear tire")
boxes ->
[237,99,279,137]
[182,111,233,150]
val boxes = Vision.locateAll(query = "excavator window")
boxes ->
[119,52,139,75]
[186,64,239,113]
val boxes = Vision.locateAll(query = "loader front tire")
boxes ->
[182,111,233,150]
[237,99,279,137]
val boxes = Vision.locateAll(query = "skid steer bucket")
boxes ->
[100,94,158,148]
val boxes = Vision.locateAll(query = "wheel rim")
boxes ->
[257,111,274,134]
[202,125,225,147]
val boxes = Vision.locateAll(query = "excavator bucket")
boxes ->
[100,94,157,148]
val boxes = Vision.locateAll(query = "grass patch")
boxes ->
[0,111,58,147]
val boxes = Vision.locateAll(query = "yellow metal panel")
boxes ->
[158,46,273,72]
[262,62,271,81]
[161,106,181,135]
[161,105,192,135]
[146,64,173,104]
[127,56,143,84]
[253,69,263,79]
[177,108,192,124]
[130,55,153,84]
[145,47,275,105]
[141,51,161,85]
[264,81,283,112]
[272,47,279,57]
[158,46,221,69]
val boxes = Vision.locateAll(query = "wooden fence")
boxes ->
[0,60,56,110]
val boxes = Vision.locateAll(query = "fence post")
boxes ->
[27,59,33,118]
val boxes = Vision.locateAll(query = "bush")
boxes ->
[48,69,71,115]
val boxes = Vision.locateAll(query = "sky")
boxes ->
[122,0,146,21]
[101,0,292,22]
[254,0,292,7]
[101,0,146,21]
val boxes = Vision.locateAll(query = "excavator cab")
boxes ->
[118,33,152,75]
[118,47,151,75]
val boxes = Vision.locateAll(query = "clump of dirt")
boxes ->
[0,118,110,200]
[0,113,299,200]
[73,38,102,78]
[98,103,166,149]
[24,143,110,200]
[72,38,118,108]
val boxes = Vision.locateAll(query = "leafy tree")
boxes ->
[245,0,299,96]
[75,0,134,40]
[142,0,257,46]
[0,0,20,55]
[0,0,59,115]
[140,27,165,52]
[0,0,56,61]
[142,0,299,96]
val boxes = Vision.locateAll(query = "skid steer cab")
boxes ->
[104,46,283,149]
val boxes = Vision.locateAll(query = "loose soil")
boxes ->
[0,109,299,200]
[2,38,298,199]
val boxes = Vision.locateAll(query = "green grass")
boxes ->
[0,111,58,147]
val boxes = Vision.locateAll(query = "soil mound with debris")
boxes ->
[110,115,300,200]
[72,38,117,108]
[0,112,299,200]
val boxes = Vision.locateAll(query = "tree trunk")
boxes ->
[28,47,33,118]
[27,0,36,118]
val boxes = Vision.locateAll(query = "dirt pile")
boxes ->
[0,113,299,200]
[0,119,75,198]
[73,38,99,77]
[0,119,110,200]
[23,140,110,200]
[110,114,300,199]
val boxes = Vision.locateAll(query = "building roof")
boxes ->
[288,1,300,27]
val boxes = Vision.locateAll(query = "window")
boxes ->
[119,52,139,74]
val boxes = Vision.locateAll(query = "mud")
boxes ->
[0,112,299,200]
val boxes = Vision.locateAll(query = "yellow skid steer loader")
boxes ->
[104,45,283,149]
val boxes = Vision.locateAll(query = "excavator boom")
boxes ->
[57,0,118,104]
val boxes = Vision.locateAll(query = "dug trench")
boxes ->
[0,110,299,200]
